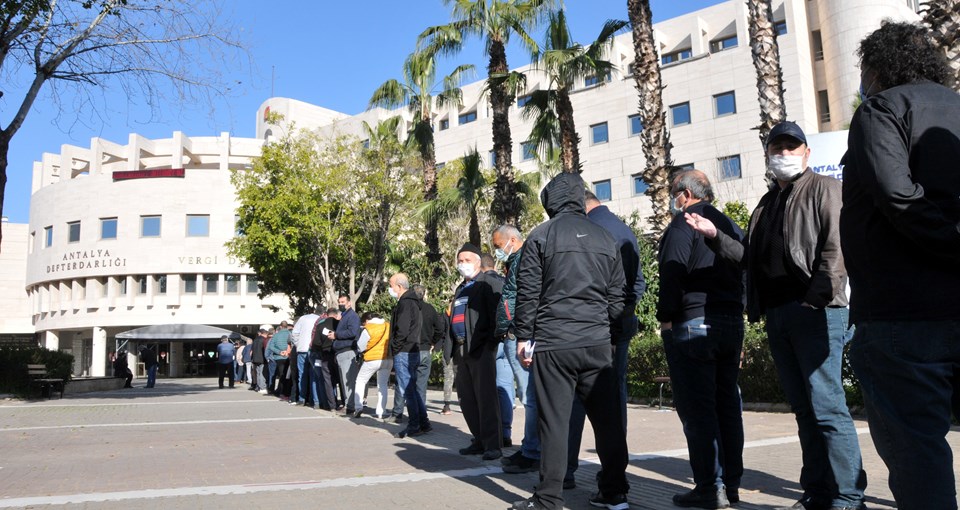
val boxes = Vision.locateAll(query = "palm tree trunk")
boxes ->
[468,205,482,248]
[488,39,521,226]
[747,0,787,147]
[556,88,582,173]
[419,123,443,276]
[922,0,960,91]
[0,134,8,252]
[628,0,674,238]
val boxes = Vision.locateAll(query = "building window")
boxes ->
[817,90,831,124]
[774,20,787,36]
[710,35,738,53]
[119,277,128,296]
[67,221,81,243]
[584,71,611,87]
[677,163,696,170]
[246,275,259,294]
[44,226,53,248]
[714,91,737,117]
[225,274,240,294]
[186,214,209,237]
[671,102,691,127]
[360,139,370,150]
[439,118,450,131]
[29,232,35,254]
[489,150,497,167]
[591,122,609,145]
[203,274,218,294]
[517,94,532,108]
[183,274,197,294]
[661,48,693,65]
[141,215,161,237]
[436,162,445,171]
[812,30,824,61]
[459,110,477,124]
[154,275,167,295]
[594,180,612,201]
[632,175,648,196]
[719,155,742,180]
[100,218,118,240]
[100,277,108,297]
[136,275,148,294]
[629,114,643,136]
[627,63,636,76]
[521,141,536,161]
[263,129,273,141]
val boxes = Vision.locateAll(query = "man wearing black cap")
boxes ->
[687,121,865,510]
[450,242,503,461]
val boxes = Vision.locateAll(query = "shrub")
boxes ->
[0,347,74,397]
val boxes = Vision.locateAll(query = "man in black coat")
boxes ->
[450,243,503,461]
[511,172,628,510]
[389,273,431,438]
[392,284,445,419]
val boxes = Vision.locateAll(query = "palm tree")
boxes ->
[418,0,551,226]
[523,10,627,173]
[369,50,474,275]
[420,149,492,247]
[746,0,787,147]
[922,0,960,91]
[627,0,674,238]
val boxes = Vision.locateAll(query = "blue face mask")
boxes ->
[494,240,515,262]
[669,194,684,216]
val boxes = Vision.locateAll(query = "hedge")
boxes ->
[0,347,74,397]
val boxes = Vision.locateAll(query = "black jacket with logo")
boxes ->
[513,172,626,351]
[389,289,422,355]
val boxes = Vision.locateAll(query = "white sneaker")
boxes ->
[258,389,268,394]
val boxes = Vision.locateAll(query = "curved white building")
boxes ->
[26,132,290,378]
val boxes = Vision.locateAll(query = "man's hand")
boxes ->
[684,212,718,239]
[517,342,532,368]
[326,332,335,340]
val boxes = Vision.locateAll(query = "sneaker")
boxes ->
[394,414,405,424]
[589,492,630,510]
[440,404,452,415]
[511,498,549,510]
[502,454,539,474]
[481,449,502,461]
[502,450,525,467]
[419,422,433,434]
[258,389,268,395]
[459,442,484,455]
[351,409,363,419]
[673,486,729,509]
[394,430,408,439]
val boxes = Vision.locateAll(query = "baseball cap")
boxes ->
[767,121,807,147]
[259,324,272,332]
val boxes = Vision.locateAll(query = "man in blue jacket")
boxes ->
[328,293,360,414]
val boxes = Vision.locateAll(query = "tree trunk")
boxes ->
[922,0,960,91]
[0,133,9,252]
[487,39,521,226]
[468,205,482,249]
[419,123,443,276]
[747,0,787,148]
[556,88,582,173]
[628,0,674,239]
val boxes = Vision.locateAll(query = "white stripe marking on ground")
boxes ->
[0,415,333,432]
[0,429,871,507]
[0,399,278,409]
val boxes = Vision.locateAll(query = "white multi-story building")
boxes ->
[257,0,920,219]
[24,133,290,378]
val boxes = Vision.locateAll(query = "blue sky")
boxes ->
[2,0,723,224]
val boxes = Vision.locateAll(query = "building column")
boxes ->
[91,327,107,377]
[168,342,182,378]
[43,330,59,350]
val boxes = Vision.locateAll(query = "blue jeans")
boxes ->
[392,349,431,416]
[267,359,277,392]
[146,364,157,388]
[503,336,529,405]
[495,342,514,442]
[850,319,960,510]
[766,302,865,508]
[394,351,428,433]
[308,351,327,408]
[296,353,314,404]
[520,363,540,460]
[662,315,744,490]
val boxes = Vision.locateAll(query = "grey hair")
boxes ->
[494,224,522,239]
[393,273,410,289]
[412,284,426,300]
[672,169,715,203]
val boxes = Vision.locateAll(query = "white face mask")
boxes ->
[388,287,399,299]
[768,154,805,181]
[457,262,478,279]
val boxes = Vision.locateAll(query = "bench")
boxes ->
[27,364,66,399]
[653,376,672,411]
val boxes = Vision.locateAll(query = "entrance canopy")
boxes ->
[115,324,239,342]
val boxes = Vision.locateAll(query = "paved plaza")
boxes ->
[1,378,957,509]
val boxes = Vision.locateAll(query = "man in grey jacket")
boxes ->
[687,121,865,510]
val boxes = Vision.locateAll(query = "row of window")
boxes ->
[38,274,259,301]
[668,90,737,128]
[590,155,741,202]
[40,214,232,248]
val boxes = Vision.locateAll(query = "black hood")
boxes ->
[540,172,586,218]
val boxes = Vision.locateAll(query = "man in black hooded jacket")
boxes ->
[511,172,629,510]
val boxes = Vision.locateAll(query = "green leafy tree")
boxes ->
[419,149,492,247]
[0,0,244,250]
[419,0,551,226]
[368,50,474,275]
[522,10,627,173]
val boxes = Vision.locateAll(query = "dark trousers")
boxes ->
[850,319,960,510]
[307,350,329,408]
[393,347,432,416]
[767,302,865,508]
[534,344,628,510]
[456,345,502,451]
[662,315,744,490]
[320,351,337,409]
[274,359,289,396]
[217,362,234,388]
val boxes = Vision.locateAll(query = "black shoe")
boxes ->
[563,478,577,490]
[406,428,427,438]
[394,430,407,439]
[459,442,484,455]
[502,454,539,474]
[503,437,513,447]
[481,449,502,461]
[351,409,363,419]
[501,450,525,466]
[511,498,549,510]
[673,486,730,509]
[726,488,739,504]
[394,414,405,424]
[589,492,630,510]
[775,498,835,510]
[419,422,433,434]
